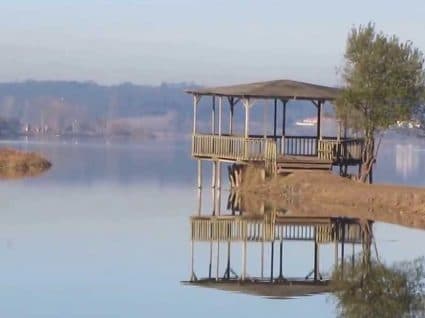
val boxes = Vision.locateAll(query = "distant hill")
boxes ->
[0,80,327,138]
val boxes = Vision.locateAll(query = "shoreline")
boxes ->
[0,148,52,179]
[238,169,425,230]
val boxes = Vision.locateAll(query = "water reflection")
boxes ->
[0,138,423,317]
[185,188,373,299]
[185,186,425,315]
[331,256,425,317]
[395,144,420,179]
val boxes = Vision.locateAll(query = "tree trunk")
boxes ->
[358,137,375,183]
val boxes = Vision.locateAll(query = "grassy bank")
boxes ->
[0,148,51,179]
[239,168,425,230]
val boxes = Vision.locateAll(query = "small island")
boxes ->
[0,148,51,179]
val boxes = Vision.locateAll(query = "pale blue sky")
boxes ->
[0,0,424,86]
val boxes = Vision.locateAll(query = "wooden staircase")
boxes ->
[276,156,332,174]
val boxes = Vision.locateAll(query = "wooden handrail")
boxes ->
[282,136,317,156]
[192,133,364,164]
[192,134,277,162]
[190,215,364,243]
[318,138,364,161]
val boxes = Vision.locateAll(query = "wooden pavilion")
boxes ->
[186,79,365,182]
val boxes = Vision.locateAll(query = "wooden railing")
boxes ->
[191,215,364,244]
[192,133,364,164]
[282,136,317,156]
[339,138,364,161]
[317,139,339,161]
[192,134,277,163]
[318,138,364,162]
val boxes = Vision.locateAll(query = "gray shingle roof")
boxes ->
[186,79,339,101]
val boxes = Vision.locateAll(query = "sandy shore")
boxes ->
[0,148,51,179]
[239,170,425,230]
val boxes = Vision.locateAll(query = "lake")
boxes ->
[0,135,423,317]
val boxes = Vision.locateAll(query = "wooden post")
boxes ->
[229,97,234,135]
[263,99,267,138]
[212,161,216,189]
[314,242,319,281]
[282,100,287,136]
[190,240,195,281]
[226,240,231,279]
[212,96,216,134]
[243,98,252,138]
[218,97,222,136]
[273,99,277,138]
[197,159,202,189]
[279,240,283,279]
[209,240,213,279]
[242,240,247,280]
[217,166,221,216]
[217,162,221,190]
[197,159,202,216]
[270,241,274,282]
[212,161,217,215]
[261,240,264,279]
[245,103,249,138]
[216,238,220,281]
[242,98,252,159]
[335,236,339,268]
[341,222,346,275]
[282,100,287,154]
[197,187,202,216]
[316,101,322,156]
[193,95,200,134]
[317,101,322,140]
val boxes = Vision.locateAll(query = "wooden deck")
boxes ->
[192,134,364,173]
[276,155,332,173]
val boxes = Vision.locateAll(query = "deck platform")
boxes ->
[192,133,364,174]
[276,155,332,173]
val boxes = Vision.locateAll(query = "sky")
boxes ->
[0,0,424,86]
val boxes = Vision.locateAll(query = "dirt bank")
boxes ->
[0,148,52,179]
[239,169,425,230]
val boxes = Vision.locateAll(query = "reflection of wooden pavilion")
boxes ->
[188,213,372,284]
[187,80,365,178]
[183,279,331,299]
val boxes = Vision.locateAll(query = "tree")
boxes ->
[336,23,425,182]
[331,257,425,318]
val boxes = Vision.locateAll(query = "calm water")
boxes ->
[0,136,423,317]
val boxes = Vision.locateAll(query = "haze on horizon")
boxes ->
[0,0,424,87]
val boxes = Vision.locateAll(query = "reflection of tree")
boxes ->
[331,256,425,317]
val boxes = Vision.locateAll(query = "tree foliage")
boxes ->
[336,23,425,181]
[331,257,425,318]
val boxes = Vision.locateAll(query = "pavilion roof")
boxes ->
[184,280,331,299]
[186,79,340,101]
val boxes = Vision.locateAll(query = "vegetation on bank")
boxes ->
[238,167,425,230]
[0,148,51,179]
[331,256,425,317]
[336,23,425,182]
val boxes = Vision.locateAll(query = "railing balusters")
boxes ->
[193,134,364,166]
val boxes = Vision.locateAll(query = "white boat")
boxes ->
[295,118,317,126]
